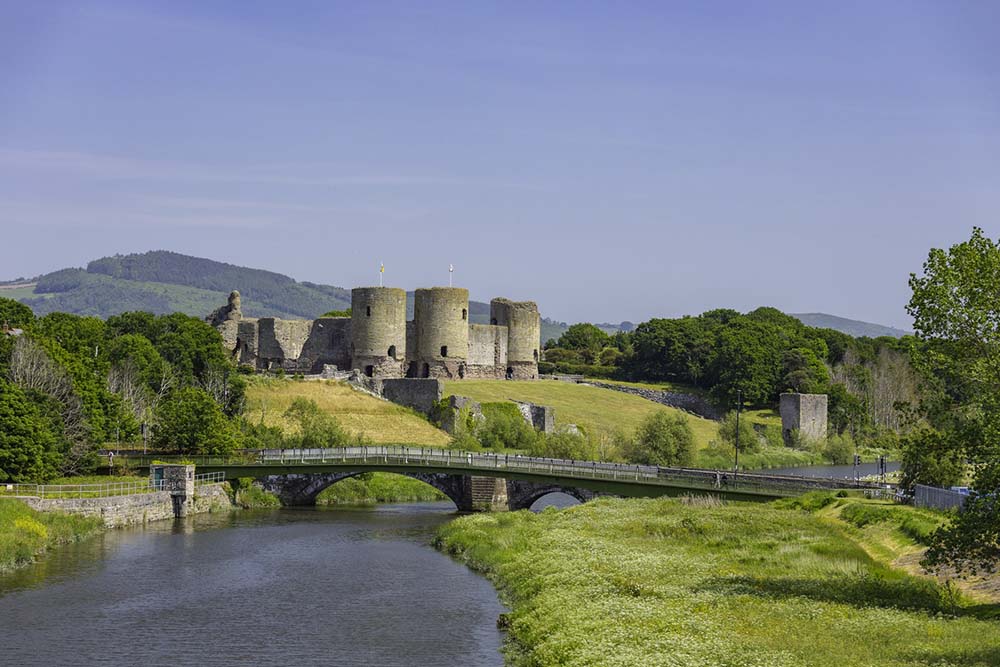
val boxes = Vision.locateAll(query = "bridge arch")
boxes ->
[505,480,601,511]
[259,471,471,509]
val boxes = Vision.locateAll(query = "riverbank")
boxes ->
[0,498,103,573]
[436,496,1000,666]
[316,472,446,505]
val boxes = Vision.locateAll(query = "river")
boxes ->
[0,502,508,667]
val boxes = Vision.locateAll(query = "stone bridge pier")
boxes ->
[259,473,608,512]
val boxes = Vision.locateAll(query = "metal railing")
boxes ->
[0,479,167,499]
[194,471,227,486]
[118,446,881,495]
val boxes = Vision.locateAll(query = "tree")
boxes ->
[152,387,237,454]
[907,227,1000,573]
[781,347,830,394]
[899,427,964,492]
[625,411,695,466]
[0,378,63,482]
[283,397,350,448]
[717,411,761,453]
[557,323,610,353]
[0,297,34,330]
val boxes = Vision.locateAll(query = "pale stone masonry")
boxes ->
[779,392,829,444]
[208,286,541,380]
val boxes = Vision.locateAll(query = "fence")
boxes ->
[913,484,968,511]
[0,472,227,500]
[0,479,167,499]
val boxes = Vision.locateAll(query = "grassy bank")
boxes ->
[245,377,450,446]
[444,379,720,446]
[0,499,103,573]
[316,472,446,505]
[436,497,1000,666]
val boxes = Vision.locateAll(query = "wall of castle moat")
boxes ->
[208,288,540,379]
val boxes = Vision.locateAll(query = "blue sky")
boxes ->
[1,1,997,327]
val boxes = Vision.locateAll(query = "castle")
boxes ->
[208,287,541,380]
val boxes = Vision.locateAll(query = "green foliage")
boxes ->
[781,347,830,394]
[476,403,538,451]
[557,323,610,354]
[229,478,281,509]
[621,411,696,466]
[0,499,102,572]
[717,410,761,453]
[899,426,965,493]
[0,379,63,482]
[320,308,352,317]
[838,503,943,546]
[152,387,237,454]
[316,472,446,505]
[282,397,351,448]
[822,432,855,465]
[0,297,34,330]
[528,430,597,460]
[907,227,1000,573]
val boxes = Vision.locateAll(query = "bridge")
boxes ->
[115,446,887,511]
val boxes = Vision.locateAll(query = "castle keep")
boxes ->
[208,287,541,380]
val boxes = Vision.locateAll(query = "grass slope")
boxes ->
[0,499,102,573]
[244,378,450,446]
[437,497,1000,667]
[445,379,720,446]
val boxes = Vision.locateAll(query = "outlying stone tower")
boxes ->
[351,287,407,378]
[209,284,540,380]
[779,392,828,445]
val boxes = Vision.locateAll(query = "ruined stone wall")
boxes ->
[236,319,260,367]
[412,287,469,378]
[298,317,352,373]
[380,378,443,415]
[466,323,507,379]
[780,392,829,444]
[351,287,407,378]
[490,298,540,379]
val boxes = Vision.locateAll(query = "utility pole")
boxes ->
[734,389,742,474]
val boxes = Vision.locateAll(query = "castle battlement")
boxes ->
[208,287,540,380]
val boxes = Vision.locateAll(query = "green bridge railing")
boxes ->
[113,446,889,497]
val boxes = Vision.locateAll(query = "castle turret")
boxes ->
[490,298,540,379]
[411,287,469,378]
[351,287,407,377]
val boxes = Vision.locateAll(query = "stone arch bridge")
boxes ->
[119,446,879,512]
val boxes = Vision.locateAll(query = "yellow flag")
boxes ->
[380,263,384,273]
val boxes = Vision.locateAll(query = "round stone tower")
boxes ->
[412,287,469,378]
[350,287,407,377]
[490,298,541,379]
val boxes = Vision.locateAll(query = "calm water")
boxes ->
[767,461,901,479]
[0,502,507,667]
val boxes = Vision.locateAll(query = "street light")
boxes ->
[734,389,743,474]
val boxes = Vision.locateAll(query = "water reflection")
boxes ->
[0,503,505,667]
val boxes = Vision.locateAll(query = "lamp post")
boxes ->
[734,389,743,474]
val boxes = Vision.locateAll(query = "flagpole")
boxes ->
[379,260,383,287]
[449,263,454,287]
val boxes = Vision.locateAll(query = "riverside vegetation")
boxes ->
[0,498,102,573]
[436,495,1000,667]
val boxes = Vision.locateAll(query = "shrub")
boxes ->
[822,432,855,464]
[624,411,695,466]
[718,411,761,453]
[476,403,538,451]
[282,397,350,448]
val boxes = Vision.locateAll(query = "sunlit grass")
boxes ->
[244,378,450,446]
[437,497,1000,666]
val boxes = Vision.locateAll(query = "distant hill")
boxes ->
[11,251,352,320]
[791,313,910,339]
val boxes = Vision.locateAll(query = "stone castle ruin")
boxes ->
[208,286,541,380]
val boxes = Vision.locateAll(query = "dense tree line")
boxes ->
[0,299,246,482]
[543,306,917,450]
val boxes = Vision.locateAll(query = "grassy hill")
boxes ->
[791,312,910,338]
[244,378,450,446]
